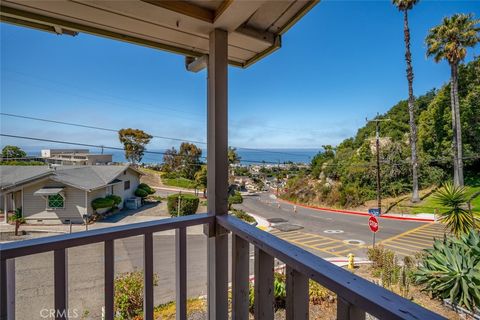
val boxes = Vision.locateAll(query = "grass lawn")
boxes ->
[162,177,197,189]
[394,175,480,215]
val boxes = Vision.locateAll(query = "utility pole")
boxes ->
[276,160,280,196]
[366,113,390,215]
[177,191,182,217]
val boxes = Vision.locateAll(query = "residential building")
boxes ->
[0,165,141,224]
[41,148,113,165]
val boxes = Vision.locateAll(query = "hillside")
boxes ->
[282,57,480,210]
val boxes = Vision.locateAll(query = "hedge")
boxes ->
[106,194,122,206]
[167,193,199,217]
[138,183,155,195]
[135,188,149,198]
[92,197,115,210]
[228,191,243,209]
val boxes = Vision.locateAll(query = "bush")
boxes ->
[138,183,155,195]
[230,209,256,224]
[309,280,332,305]
[249,272,286,313]
[114,271,158,319]
[106,194,122,206]
[228,191,243,209]
[134,188,149,198]
[415,230,480,312]
[91,197,115,210]
[167,193,199,217]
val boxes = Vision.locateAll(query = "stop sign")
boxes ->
[368,216,379,233]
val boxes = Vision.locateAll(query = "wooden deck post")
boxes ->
[205,28,229,320]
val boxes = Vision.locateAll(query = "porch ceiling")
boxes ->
[0,0,318,67]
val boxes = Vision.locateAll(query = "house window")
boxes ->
[47,194,64,209]
[124,180,130,190]
[106,185,113,195]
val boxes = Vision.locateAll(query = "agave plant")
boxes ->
[433,182,477,237]
[415,230,480,312]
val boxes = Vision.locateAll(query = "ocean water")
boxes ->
[118,148,319,164]
[25,147,320,165]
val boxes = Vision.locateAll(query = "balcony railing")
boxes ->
[0,213,444,320]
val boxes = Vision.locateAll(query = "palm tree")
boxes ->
[392,0,420,202]
[433,182,477,237]
[426,14,480,186]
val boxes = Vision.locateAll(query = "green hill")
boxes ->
[283,57,480,209]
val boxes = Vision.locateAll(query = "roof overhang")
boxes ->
[33,187,64,196]
[0,0,318,68]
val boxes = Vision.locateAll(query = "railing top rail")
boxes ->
[0,213,213,260]
[218,215,445,320]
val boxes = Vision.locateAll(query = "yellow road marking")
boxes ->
[378,223,431,246]
[382,243,422,255]
[302,238,332,245]
[401,233,440,240]
[384,240,429,250]
[320,243,350,251]
[389,237,434,247]
[287,239,342,257]
[280,234,314,241]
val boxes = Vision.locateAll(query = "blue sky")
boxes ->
[1,0,479,152]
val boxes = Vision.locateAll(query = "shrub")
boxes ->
[106,194,122,206]
[228,191,243,209]
[415,230,480,312]
[433,182,477,237]
[249,272,287,313]
[134,188,149,198]
[91,197,115,210]
[114,271,158,319]
[167,193,199,217]
[138,183,155,195]
[230,209,256,224]
[309,280,332,304]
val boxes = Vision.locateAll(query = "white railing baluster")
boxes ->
[104,240,114,320]
[144,233,154,320]
[337,296,366,320]
[254,247,274,320]
[176,227,186,320]
[232,234,249,320]
[286,265,309,320]
[53,249,68,320]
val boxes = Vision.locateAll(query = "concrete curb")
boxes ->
[279,198,435,222]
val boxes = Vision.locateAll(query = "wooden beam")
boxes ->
[254,248,274,319]
[141,0,214,23]
[286,265,309,320]
[232,235,250,320]
[206,28,229,320]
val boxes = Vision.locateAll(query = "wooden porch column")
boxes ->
[2,193,8,224]
[206,28,229,320]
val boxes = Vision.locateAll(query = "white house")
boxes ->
[0,165,142,224]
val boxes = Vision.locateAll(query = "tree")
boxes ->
[433,182,478,237]
[228,147,241,165]
[393,0,420,202]
[2,145,27,159]
[118,128,152,164]
[426,13,480,186]
[178,142,202,180]
[161,147,181,172]
[8,208,25,236]
[195,165,207,197]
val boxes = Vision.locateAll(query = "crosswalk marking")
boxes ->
[379,223,449,256]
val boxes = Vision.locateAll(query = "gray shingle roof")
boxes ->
[0,165,136,191]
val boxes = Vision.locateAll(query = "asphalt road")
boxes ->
[11,189,447,319]
[237,192,442,258]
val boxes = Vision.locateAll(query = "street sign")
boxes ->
[368,216,379,233]
[368,208,381,217]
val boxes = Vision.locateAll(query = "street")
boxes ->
[11,189,448,319]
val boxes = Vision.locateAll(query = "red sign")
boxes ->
[368,216,379,233]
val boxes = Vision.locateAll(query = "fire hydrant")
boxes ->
[347,253,355,270]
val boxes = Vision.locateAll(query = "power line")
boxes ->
[0,112,316,158]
